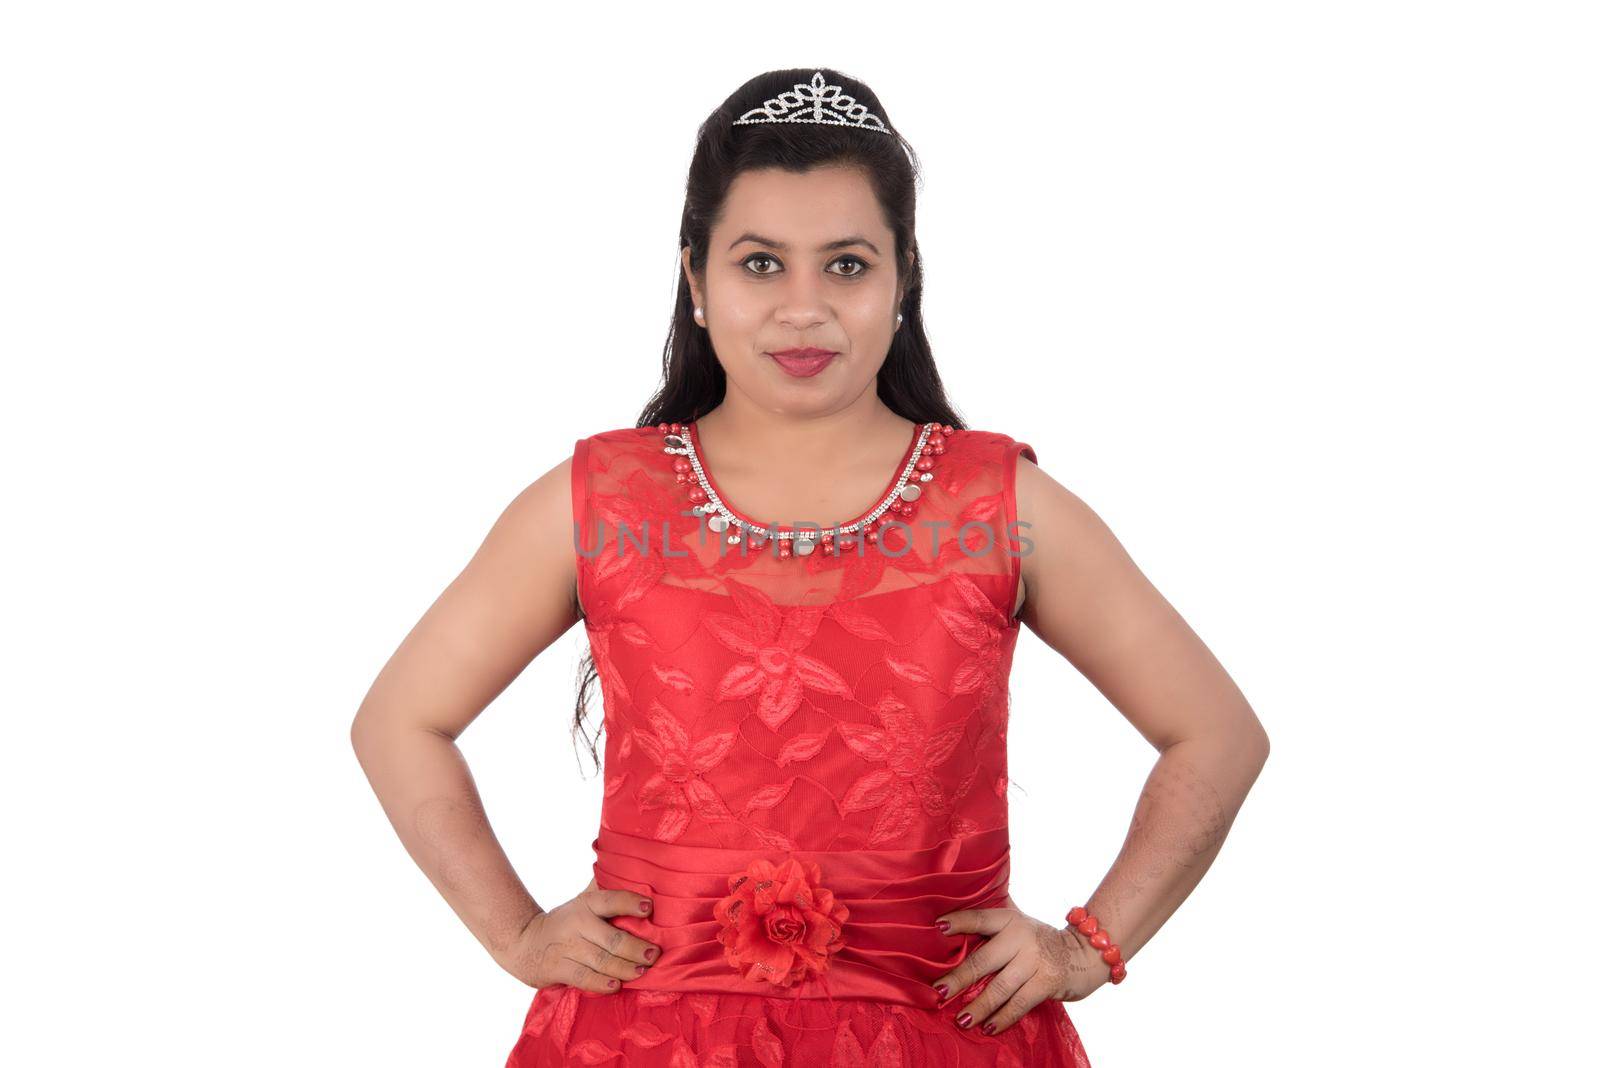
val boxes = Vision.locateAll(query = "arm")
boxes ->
[1014,455,1271,967]
[916,456,1273,1035]
[349,457,583,969]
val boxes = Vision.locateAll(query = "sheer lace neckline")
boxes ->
[683,419,922,534]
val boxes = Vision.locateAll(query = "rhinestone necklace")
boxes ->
[658,419,955,559]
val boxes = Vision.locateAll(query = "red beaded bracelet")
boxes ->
[1065,906,1127,984]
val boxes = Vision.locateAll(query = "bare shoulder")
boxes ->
[1014,454,1108,542]
[434,451,582,657]
[505,453,575,534]
[1012,454,1146,626]
[1010,454,1266,755]
[350,453,581,742]
[495,453,580,614]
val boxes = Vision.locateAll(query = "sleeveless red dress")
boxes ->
[505,421,1093,1067]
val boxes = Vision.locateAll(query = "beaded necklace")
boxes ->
[657,420,956,559]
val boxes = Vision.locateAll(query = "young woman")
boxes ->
[351,68,1270,1067]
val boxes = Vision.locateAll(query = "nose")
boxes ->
[773,274,829,331]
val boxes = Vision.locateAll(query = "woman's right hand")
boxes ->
[496,876,662,992]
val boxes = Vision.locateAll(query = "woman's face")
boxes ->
[683,164,911,417]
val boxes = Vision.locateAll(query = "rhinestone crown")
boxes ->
[731,71,891,135]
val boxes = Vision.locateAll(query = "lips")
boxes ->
[768,348,838,378]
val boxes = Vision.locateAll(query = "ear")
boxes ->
[681,246,702,309]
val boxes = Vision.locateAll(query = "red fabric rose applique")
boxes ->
[712,857,849,988]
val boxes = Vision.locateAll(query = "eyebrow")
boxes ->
[727,232,881,256]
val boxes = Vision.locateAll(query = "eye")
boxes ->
[737,253,873,278]
[830,256,870,278]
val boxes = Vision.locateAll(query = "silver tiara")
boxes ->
[732,71,891,135]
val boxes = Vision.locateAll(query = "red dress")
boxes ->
[505,421,1092,1067]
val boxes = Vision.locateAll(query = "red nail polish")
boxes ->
[636,964,647,975]
[956,1012,972,1028]
[982,1022,996,1035]
[644,947,658,962]
[933,983,948,998]
[935,920,950,933]
[608,978,619,988]
[639,900,652,913]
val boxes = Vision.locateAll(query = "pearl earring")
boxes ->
[896,312,903,326]
[694,306,704,324]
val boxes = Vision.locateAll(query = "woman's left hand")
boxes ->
[931,903,1108,1036]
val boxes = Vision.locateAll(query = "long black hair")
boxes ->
[572,68,967,771]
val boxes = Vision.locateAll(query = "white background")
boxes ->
[4,2,1595,1064]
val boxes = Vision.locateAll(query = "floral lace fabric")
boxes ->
[505,424,1092,1067]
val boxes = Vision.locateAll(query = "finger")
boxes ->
[570,931,654,984]
[931,928,1018,1001]
[935,908,1011,937]
[583,882,655,920]
[582,913,662,968]
[552,951,624,994]
[953,960,1037,1032]
[974,971,1056,1036]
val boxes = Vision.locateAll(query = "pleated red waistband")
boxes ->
[589,823,1011,1009]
